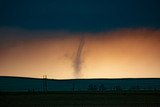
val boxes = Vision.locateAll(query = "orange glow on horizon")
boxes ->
[0,28,160,79]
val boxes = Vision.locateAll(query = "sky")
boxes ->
[0,0,160,79]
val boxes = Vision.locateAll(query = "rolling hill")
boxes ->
[0,76,160,92]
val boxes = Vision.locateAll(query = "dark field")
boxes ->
[0,91,160,107]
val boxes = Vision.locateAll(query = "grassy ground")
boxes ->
[0,91,160,107]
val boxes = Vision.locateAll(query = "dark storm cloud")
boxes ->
[0,0,160,32]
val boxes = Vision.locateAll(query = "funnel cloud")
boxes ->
[73,36,85,77]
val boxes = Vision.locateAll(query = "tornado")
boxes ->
[73,36,85,78]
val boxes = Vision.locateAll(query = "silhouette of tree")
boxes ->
[114,86,122,91]
[99,84,105,92]
[88,84,98,91]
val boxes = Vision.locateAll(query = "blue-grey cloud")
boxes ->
[0,0,160,32]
